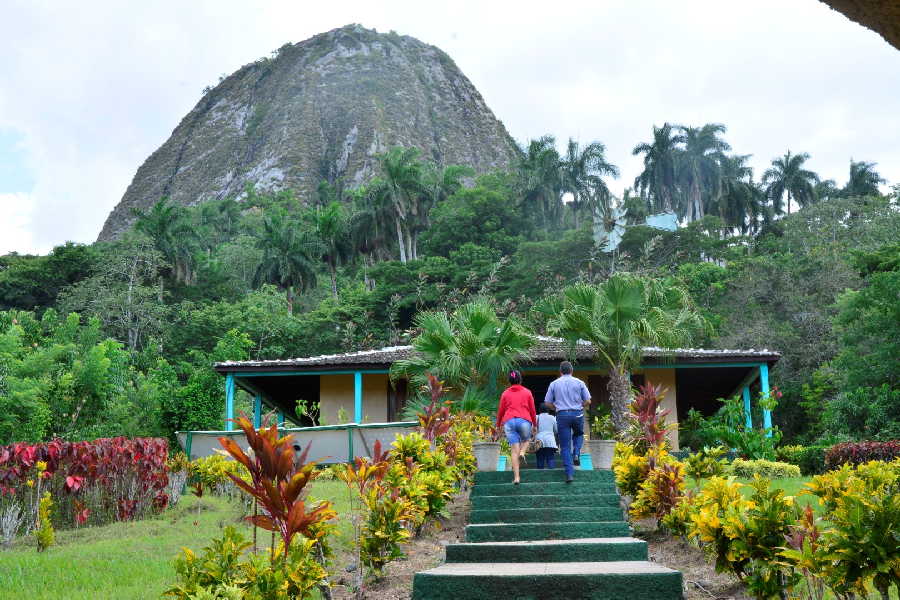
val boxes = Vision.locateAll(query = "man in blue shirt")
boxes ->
[545,360,591,482]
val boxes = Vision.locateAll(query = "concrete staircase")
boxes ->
[412,468,683,600]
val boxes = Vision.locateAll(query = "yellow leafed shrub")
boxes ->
[728,458,800,479]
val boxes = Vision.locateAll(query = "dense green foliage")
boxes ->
[0,127,897,445]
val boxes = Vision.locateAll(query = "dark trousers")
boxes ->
[536,447,557,469]
[557,411,584,478]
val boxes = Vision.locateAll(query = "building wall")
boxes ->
[318,373,389,424]
[638,368,679,451]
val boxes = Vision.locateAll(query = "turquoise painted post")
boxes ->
[225,373,235,431]
[277,411,285,426]
[354,371,363,423]
[760,364,772,437]
[742,386,753,430]
[253,395,262,429]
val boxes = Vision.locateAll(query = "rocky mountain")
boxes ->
[98,25,520,240]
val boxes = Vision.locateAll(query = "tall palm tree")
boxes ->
[133,198,196,286]
[312,201,352,299]
[560,138,619,229]
[348,182,392,288]
[543,274,706,433]
[762,151,819,215]
[843,160,886,198]
[676,124,731,222]
[517,135,563,227]
[253,212,320,315]
[633,124,680,214]
[710,154,762,234]
[390,298,535,413]
[377,147,424,263]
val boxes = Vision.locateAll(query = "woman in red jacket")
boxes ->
[495,370,536,484]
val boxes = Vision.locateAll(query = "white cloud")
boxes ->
[0,192,37,254]
[0,0,898,254]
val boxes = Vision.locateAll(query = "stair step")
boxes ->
[474,468,614,485]
[469,506,623,524]
[470,493,621,510]
[466,521,630,542]
[445,537,648,563]
[470,481,617,496]
[412,561,683,600]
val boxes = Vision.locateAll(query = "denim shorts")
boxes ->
[503,418,532,444]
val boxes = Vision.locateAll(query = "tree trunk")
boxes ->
[395,219,407,263]
[329,262,338,299]
[607,366,633,434]
[286,286,294,316]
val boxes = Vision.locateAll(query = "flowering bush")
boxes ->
[824,440,900,469]
[0,436,170,536]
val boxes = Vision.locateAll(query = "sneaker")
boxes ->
[573,456,581,466]
[565,475,574,484]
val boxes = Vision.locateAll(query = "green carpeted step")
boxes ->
[445,537,648,563]
[466,520,630,542]
[470,481,617,496]
[412,561,683,600]
[469,505,623,524]
[470,493,621,510]
[474,468,615,485]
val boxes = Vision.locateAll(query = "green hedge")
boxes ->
[729,458,801,479]
[775,445,828,475]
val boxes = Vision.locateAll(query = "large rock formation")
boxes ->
[820,0,900,50]
[99,25,520,240]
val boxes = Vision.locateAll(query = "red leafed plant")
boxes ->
[417,374,452,442]
[629,381,672,463]
[218,415,336,552]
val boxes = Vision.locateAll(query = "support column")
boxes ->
[225,373,235,431]
[253,395,262,429]
[760,363,772,436]
[742,386,753,430]
[354,371,363,423]
[277,411,285,427]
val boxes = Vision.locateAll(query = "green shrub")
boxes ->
[776,444,828,475]
[684,446,728,481]
[729,458,801,479]
[775,444,805,465]
[35,492,54,551]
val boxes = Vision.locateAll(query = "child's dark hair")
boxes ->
[539,402,555,414]
[508,370,522,385]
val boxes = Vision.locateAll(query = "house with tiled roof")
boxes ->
[209,337,780,452]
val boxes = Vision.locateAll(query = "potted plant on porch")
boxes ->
[586,414,617,469]
[472,420,502,472]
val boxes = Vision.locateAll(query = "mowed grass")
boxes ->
[734,476,822,516]
[0,479,353,600]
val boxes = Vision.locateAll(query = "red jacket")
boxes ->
[496,385,537,428]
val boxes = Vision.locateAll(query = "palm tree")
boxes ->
[312,201,352,299]
[544,274,706,433]
[253,212,320,315]
[517,136,563,227]
[676,124,731,222]
[633,124,681,214]
[390,298,535,414]
[814,178,841,202]
[560,138,619,229]
[843,160,886,197]
[133,198,196,286]
[762,151,818,215]
[376,147,424,263]
[710,154,763,234]
[348,182,392,288]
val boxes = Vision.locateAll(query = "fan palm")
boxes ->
[390,298,535,414]
[633,124,680,214]
[544,274,706,433]
[559,138,619,229]
[676,124,731,222]
[843,160,885,198]
[253,212,321,315]
[762,151,819,215]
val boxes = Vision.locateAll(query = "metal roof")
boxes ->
[214,337,780,373]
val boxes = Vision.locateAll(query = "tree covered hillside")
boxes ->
[1,125,897,444]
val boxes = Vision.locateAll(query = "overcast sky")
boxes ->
[1,0,898,255]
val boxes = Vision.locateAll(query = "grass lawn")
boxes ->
[0,480,353,600]
[734,476,822,516]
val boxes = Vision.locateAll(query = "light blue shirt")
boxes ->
[545,374,591,411]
